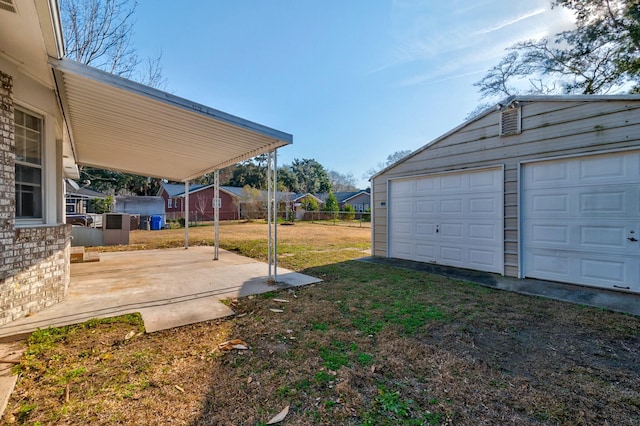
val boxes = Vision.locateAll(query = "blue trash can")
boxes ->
[150,215,163,231]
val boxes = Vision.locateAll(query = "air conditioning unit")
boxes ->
[103,213,130,245]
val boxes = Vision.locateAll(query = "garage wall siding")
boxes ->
[372,99,640,278]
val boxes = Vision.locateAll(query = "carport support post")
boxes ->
[267,149,278,281]
[214,170,220,260]
[184,181,189,249]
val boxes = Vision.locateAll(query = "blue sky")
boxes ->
[133,1,573,188]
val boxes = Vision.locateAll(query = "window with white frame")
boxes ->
[15,108,43,219]
[167,198,172,208]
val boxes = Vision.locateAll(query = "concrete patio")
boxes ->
[0,247,322,339]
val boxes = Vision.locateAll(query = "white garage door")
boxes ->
[522,151,640,292]
[389,167,504,274]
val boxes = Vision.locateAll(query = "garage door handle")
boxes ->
[628,237,638,242]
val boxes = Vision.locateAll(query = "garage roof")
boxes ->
[51,58,292,182]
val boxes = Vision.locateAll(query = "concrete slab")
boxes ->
[139,296,235,333]
[0,247,321,339]
[0,341,23,418]
[359,257,640,316]
[0,376,17,418]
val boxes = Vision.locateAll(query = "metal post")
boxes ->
[184,181,189,249]
[273,149,278,281]
[267,151,273,280]
[266,149,278,281]
[214,170,220,260]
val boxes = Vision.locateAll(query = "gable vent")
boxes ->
[0,0,16,13]
[499,105,521,136]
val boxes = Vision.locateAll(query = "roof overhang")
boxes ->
[50,58,292,182]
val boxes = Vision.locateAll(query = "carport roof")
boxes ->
[51,58,292,182]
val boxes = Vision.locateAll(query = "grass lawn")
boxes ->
[3,222,640,425]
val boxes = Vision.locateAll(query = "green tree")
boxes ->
[323,191,339,212]
[290,158,332,193]
[89,195,113,213]
[342,203,355,221]
[226,160,266,189]
[301,197,318,211]
[475,0,640,101]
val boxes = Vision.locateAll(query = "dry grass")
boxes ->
[3,222,640,425]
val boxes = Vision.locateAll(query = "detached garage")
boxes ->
[372,96,640,294]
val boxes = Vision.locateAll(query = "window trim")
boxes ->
[14,106,45,224]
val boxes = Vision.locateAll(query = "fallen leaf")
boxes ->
[269,309,284,313]
[237,313,247,318]
[267,405,290,424]
[124,331,135,340]
[175,385,185,393]
[247,377,253,384]
[370,365,376,373]
[219,339,249,351]
[272,298,290,303]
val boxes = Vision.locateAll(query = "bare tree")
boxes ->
[195,193,208,223]
[60,0,166,87]
[328,170,358,192]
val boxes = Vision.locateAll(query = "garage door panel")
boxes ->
[579,154,625,180]
[469,249,497,268]
[416,221,436,235]
[581,258,625,284]
[580,226,625,248]
[579,191,625,214]
[530,193,569,213]
[440,246,464,263]
[440,199,463,214]
[440,223,463,238]
[529,162,569,185]
[440,174,463,191]
[523,150,640,292]
[530,224,569,245]
[470,170,499,188]
[469,224,497,240]
[389,167,504,274]
[415,199,435,215]
[416,244,435,261]
[469,197,499,214]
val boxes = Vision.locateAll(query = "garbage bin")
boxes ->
[150,215,163,231]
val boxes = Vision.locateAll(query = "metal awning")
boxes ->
[50,58,292,182]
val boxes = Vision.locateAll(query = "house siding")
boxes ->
[372,99,640,278]
[0,69,71,326]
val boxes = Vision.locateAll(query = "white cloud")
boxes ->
[473,8,546,36]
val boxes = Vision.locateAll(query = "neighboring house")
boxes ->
[159,182,299,221]
[0,2,291,326]
[316,190,371,211]
[158,182,205,218]
[339,190,371,212]
[371,96,640,295]
[65,179,108,214]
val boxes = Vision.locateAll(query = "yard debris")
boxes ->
[269,308,284,313]
[266,405,290,424]
[272,298,290,303]
[175,385,185,393]
[218,339,249,351]
[124,330,135,340]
